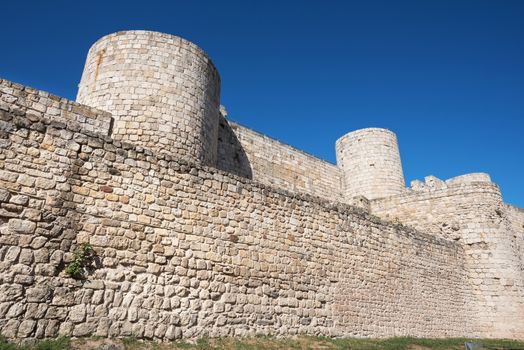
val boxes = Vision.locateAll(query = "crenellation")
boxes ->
[409,173,493,193]
[0,29,523,341]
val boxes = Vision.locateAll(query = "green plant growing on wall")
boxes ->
[64,243,94,279]
[13,119,26,130]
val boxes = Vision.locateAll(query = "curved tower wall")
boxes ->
[336,128,405,200]
[76,30,221,165]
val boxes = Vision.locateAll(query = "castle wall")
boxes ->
[217,118,344,202]
[76,31,221,165]
[336,128,405,200]
[0,80,112,136]
[506,204,524,280]
[0,80,472,340]
[370,181,524,339]
[506,204,524,237]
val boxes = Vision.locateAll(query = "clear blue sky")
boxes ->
[1,0,523,207]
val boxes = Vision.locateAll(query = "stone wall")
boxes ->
[0,80,112,136]
[370,179,524,338]
[506,204,524,281]
[76,31,221,165]
[507,204,524,237]
[217,118,343,202]
[0,80,472,340]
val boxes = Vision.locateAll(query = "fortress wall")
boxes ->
[370,185,524,338]
[506,204,524,277]
[370,183,502,238]
[76,31,221,165]
[217,118,344,202]
[506,204,524,236]
[0,79,112,135]
[0,85,470,340]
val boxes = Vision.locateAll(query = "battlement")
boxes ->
[0,30,523,341]
[410,173,493,192]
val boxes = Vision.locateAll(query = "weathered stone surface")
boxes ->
[2,320,20,338]
[8,219,36,234]
[69,304,86,323]
[10,195,29,206]
[4,246,21,262]
[35,178,56,190]
[0,284,23,302]
[52,288,75,306]
[17,175,35,187]
[0,189,11,202]
[22,209,41,221]
[18,320,36,337]
[6,303,25,318]
[27,286,51,303]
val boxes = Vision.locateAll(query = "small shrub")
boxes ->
[13,120,26,130]
[64,243,94,279]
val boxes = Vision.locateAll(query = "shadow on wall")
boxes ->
[216,114,253,179]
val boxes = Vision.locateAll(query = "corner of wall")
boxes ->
[370,175,524,338]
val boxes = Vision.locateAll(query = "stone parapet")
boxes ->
[0,78,112,136]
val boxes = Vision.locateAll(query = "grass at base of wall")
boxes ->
[0,336,70,350]
[2,335,524,350]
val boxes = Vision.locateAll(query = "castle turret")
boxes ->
[76,30,221,165]
[336,128,405,200]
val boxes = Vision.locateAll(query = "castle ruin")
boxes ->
[0,30,523,340]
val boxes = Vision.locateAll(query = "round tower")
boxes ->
[76,30,221,165]
[336,128,405,200]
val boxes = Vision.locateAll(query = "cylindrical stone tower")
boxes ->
[336,128,405,200]
[76,30,221,165]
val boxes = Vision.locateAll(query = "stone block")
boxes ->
[8,219,36,234]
